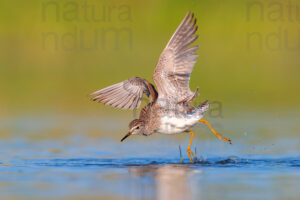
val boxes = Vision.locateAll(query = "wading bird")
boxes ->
[90,11,231,163]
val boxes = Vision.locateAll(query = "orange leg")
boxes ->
[186,130,197,163]
[199,119,232,144]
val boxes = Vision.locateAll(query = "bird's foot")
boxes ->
[187,149,197,163]
[213,132,232,144]
[199,119,232,144]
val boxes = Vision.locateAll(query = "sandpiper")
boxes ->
[90,11,231,163]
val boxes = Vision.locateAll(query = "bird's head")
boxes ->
[121,119,145,142]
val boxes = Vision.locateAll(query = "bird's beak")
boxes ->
[121,131,132,142]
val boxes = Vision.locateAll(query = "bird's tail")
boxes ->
[196,100,209,115]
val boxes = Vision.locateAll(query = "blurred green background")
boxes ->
[0,0,299,118]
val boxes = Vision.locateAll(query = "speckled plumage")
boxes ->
[91,11,208,138]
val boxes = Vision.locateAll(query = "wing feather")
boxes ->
[153,11,199,103]
[90,77,157,110]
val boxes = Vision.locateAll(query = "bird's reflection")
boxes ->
[129,164,197,200]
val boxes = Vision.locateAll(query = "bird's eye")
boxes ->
[136,126,139,129]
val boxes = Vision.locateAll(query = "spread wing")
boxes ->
[90,77,157,110]
[153,11,199,103]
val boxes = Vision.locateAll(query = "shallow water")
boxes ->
[0,113,299,200]
[1,153,300,200]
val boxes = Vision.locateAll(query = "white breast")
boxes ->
[157,114,202,134]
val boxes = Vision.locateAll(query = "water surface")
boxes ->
[0,114,299,200]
